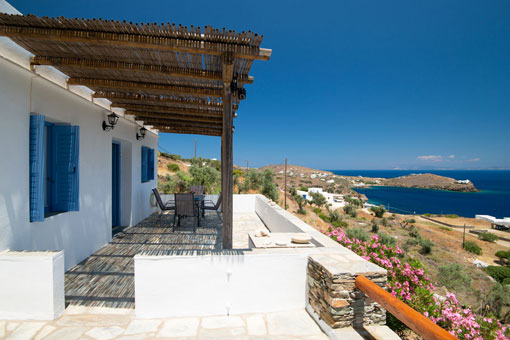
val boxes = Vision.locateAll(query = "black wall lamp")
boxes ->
[136,126,147,140]
[230,77,247,101]
[102,113,119,131]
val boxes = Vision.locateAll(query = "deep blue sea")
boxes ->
[328,170,510,218]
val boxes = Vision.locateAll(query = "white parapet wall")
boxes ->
[135,252,307,318]
[0,250,64,320]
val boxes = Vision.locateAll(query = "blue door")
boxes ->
[112,142,121,227]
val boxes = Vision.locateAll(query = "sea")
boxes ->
[328,170,510,218]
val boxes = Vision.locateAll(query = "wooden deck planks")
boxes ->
[64,211,222,309]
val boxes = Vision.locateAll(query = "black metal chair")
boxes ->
[174,193,198,233]
[152,188,175,214]
[202,194,222,219]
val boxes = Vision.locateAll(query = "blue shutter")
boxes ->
[51,125,79,211]
[148,148,155,180]
[141,146,148,182]
[29,115,45,222]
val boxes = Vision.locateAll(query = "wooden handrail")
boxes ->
[355,275,457,340]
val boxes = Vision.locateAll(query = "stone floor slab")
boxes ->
[266,310,323,337]
[125,319,161,335]
[246,315,267,336]
[85,326,125,340]
[5,321,45,340]
[158,318,199,337]
[0,320,5,338]
[201,315,244,329]
[40,326,88,340]
[34,325,56,340]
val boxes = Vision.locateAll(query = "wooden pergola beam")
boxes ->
[32,56,254,84]
[67,78,222,97]
[139,118,222,130]
[126,111,222,124]
[117,104,222,117]
[157,126,222,137]
[92,91,230,109]
[0,26,272,60]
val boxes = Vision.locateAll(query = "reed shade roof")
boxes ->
[0,13,271,136]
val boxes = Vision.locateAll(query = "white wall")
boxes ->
[0,251,64,320]
[233,194,256,213]
[135,252,307,318]
[0,56,158,270]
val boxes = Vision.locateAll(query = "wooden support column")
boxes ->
[221,54,234,249]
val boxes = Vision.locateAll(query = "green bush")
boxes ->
[502,278,510,285]
[378,232,396,246]
[318,212,329,222]
[409,226,420,238]
[479,232,499,243]
[261,169,279,201]
[299,185,308,191]
[346,228,369,242]
[328,209,341,223]
[445,214,459,218]
[437,263,472,291]
[343,204,357,218]
[419,239,434,254]
[310,192,327,208]
[463,241,482,255]
[331,220,348,228]
[381,218,388,227]
[371,221,379,233]
[167,163,180,172]
[370,205,386,218]
[313,207,321,214]
[486,266,510,283]
[405,218,416,224]
[495,251,510,261]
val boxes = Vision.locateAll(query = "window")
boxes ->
[30,115,79,222]
[141,146,155,182]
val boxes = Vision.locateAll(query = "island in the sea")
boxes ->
[378,173,479,192]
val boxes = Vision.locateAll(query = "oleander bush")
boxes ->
[479,232,499,243]
[463,241,482,255]
[326,227,508,339]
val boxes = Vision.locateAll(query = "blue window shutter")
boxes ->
[148,148,155,180]
[141,146,148,182]
[51,125,79,211]
[29,115,45,222]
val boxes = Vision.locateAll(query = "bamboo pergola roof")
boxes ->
[0,14,271,136]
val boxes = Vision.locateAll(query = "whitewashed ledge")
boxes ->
[0,250,64,320]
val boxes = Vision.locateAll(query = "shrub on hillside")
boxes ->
[405,218,417,224]
[463,241,482,255]
[318,212,329,222]
[496,251,510,262]
[479,232,499,243]
[502,278,510,286]
[409,226,420,238]
[331,220,348,228]
[487,266,510,283]
[343,204,357,218]
[167,163,180,172]
[437,263,472,292]
[419,239,434,255]
[381,218,388,227]
[345,228,369,242]
[261,169,279,201]
[377,232,396,246]
[445,214,459,218]
[313,207,321,214]
[371,220,379,233]
[328,209,342,223]
[310,192,327,208]
[370,205,386,218]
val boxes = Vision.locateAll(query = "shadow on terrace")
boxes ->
[64,211,222,309]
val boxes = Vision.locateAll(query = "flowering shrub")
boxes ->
[327,227,509,340]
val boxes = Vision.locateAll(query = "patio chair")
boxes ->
[152,188,175,215]
[190,185,204,195]
[174,193,198,233]
[202,194,222,218]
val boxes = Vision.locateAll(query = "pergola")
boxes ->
[0,13,271,248]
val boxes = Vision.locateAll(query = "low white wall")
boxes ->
[135,252,307,318]
[255,196,304,233]
[233,194,256,213]
[0,250,64,320]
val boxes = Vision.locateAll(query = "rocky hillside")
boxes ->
[381,173,479,192]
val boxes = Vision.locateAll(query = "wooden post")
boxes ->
[284,158,287,210]
[221,54,234,249]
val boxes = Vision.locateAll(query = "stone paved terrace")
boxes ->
[65,211,224,309]
[64,211,265,309]
[0,306,330,340]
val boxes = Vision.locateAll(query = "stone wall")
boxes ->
[307,254,387,328]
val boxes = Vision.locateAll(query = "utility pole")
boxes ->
[462,223,466,248]
[246,160,249,173]
[194,138,197,159]
[284,158,288,210]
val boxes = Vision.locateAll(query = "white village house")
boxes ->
[0,2,455,339]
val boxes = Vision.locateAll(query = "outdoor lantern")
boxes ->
[102,113,119,131]
[136,126,147,140]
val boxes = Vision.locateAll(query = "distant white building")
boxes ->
[455,179,471,184]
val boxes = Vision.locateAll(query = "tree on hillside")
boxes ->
[247,169,263,191]
[310,192,327,208]
[189,165,220,194]
[370,205,386,218]
[261,169,279,201]
[294,194,306,214]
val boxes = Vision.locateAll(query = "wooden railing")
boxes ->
[355,275,457,340]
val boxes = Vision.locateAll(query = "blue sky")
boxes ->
[11,0,510,169]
